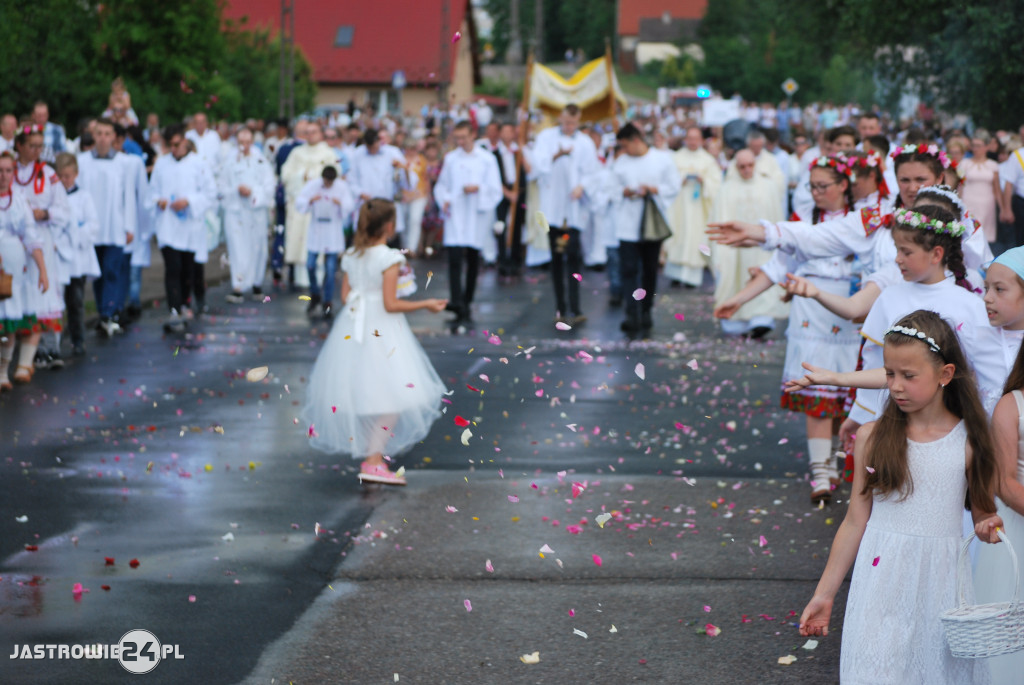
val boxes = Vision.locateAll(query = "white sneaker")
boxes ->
[225,292,245,304]
[164,309,185,334]
[99,319,121,337]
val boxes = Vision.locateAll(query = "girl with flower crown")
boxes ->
[11,125,68,377]
[799,309,1001,683]
[714,154,862,502]
[0,152,49,390]
[707,145,992,290]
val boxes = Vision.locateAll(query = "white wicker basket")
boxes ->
[940,530,1024,659]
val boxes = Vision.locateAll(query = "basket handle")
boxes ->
[957,529,1018,608]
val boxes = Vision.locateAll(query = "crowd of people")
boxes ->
[5,78,1024,680]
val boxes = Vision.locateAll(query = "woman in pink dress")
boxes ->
[959,130,1001,243]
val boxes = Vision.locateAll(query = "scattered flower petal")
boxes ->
[705,623,721,637]
[246,366,269,382]
[632,288,646,301]
[778,655,797,665]
[592,554,602,567]
[634,363,645,380]
[573,628,588,639]
[464,599,472,612]
[555,321,572,331]
[520,651,540,664]
[485,559,494,573]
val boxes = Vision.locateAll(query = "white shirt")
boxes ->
[186,129,222,171]
[77,150,138,246]
[295,178,355,253]
[219,150,276,212]
[532,127,601,230]
[150,152,216,257]
[610,148,682,242]
[433,145,503,249]
[1000,150,1024,197]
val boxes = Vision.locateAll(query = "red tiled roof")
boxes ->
[617,0,706,36]
[222,0,472,85]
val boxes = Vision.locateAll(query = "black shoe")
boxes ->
[750,325,773,340]
[34,351,50,369]
[620,319,640,333]
[306,294,322,313]
[125,304,143,322]
[225,292,245,304]
[48,352,64,370]
[322,302,333,319]
[641,311,653,331]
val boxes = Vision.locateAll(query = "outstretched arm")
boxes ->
[800,424,875,637]
[784,275,880,322]
[713,270,775,319]
[784,363,886,394]
[382,264,447,313]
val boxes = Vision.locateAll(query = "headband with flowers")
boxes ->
[890,143,955,170]
[915,184,966,218]
[884,324,941,354]
[808,153,854,178]
[846,151,889,196]
[20,124,43,135]
[893,207,968,237]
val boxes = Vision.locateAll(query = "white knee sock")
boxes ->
[808,438,832,470]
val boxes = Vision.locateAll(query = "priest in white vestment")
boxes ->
[664,127,723,287]
[281,122,339,286]
[710,149,788,337]
[220,128,275,301]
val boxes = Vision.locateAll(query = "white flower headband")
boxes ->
[915,184,965,218]
[884,324,941,354]
[893,207,968,238]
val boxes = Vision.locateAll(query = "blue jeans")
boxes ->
[606,246,622,298]
[93,244,125,318]
[117,251,142,309]
[307,251,339,302]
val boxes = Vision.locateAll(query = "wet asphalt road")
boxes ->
[0,261,803,684]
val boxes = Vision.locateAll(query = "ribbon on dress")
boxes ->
[345,288,367,343]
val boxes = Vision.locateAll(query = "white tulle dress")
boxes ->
[974,390,1024,682]
[840,421,989,684]
[302,244,447,458]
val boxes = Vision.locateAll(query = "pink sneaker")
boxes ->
[358,462,407,486]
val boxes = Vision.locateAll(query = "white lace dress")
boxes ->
[301,245,448,459]
[974,390,1024,681]
[841,421,989,684]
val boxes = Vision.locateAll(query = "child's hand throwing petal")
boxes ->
[784,273,820,299]
[784,362,838,393]
[799,596,832,637]
[425,298,448,313]
[975,516,1005,544]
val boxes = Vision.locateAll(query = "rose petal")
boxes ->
[634,363,645,380]
[555,321,572,331]
[464,599,472,612]
[246,366,269,382]
[632,288,646,300]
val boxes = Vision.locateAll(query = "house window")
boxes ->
[334,25,354,48]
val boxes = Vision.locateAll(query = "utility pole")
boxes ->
[278,0,295,120]
[438,0,451,130]
[507,0,522,107]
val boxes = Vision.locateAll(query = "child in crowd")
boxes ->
[54,153,99,357]
[295,166,354,319]
[800,310,1002,683]
[302,199,448,485]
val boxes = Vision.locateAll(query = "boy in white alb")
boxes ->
[295,166,354,318]
[150,125,216,332]
[54,153,100,356]
[76,118,137,337]
[433,120,503,327]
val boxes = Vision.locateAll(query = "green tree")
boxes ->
[485,0,614,63]
[0,0,105,126]
[221,26,317,122]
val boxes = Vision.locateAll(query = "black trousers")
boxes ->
[447,246,480,317]
[547,226,583,315]
[496,194,524,273]
[1013,195,1024,247]
[161,246,195,313]
[64,276,86,346]
[619,239,663,326]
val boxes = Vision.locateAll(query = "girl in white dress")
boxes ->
[715,155,860,503]
[302,198,448,485]
[975,246,1024,680]
[800,309,1003,684]
[0,152,48,390]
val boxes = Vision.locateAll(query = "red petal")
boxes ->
[129,559,140,568]
[454,415,470,427]
[104,557,115,566]
[101,585,111,591]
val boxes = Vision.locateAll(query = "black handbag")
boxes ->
[641,196,672,242]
